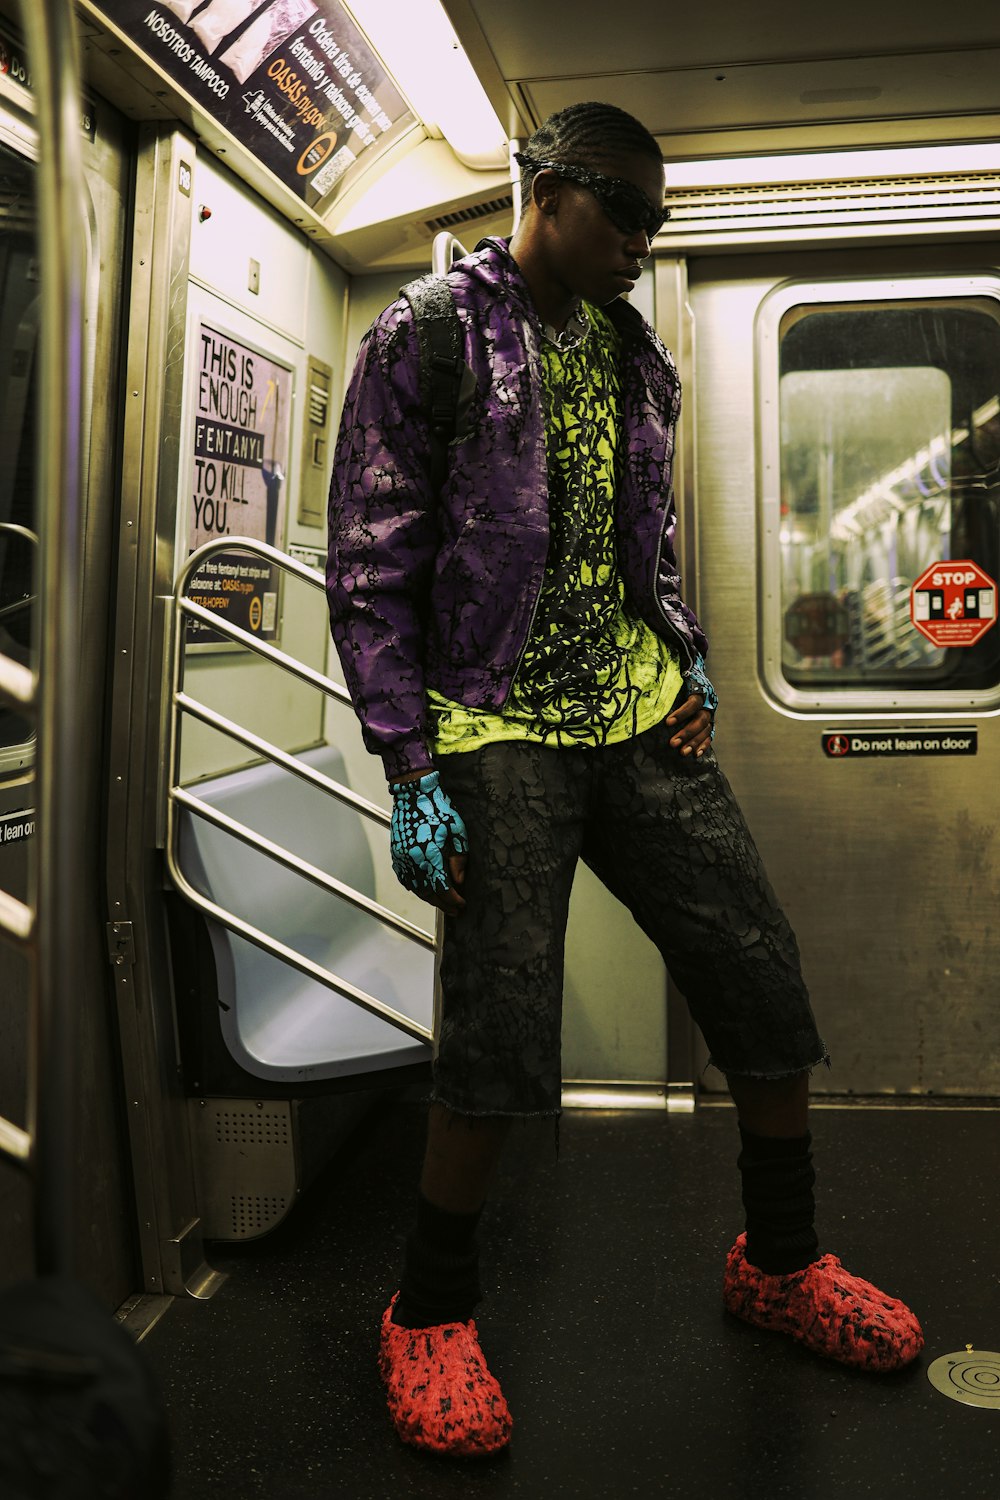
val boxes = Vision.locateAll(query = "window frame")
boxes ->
[756,271,1000,714]
[0,116,40,781]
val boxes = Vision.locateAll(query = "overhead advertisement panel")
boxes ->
[95,2,413,209]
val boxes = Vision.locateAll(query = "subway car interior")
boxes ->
[0,0,999,1493]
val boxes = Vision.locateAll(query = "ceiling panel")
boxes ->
[445,0,1000,153]
[518,48,1000,141]
[459,0,1000,76]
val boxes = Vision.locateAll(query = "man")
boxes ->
[327,102,922,1459]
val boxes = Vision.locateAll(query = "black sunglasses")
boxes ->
[515,153,670,239]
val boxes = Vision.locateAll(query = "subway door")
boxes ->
[687,245,1000,1099]
[0,76,138,1300]
[0,76,38,1288]
[107,131,358,1287]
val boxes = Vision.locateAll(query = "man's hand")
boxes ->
[666,692,713,757]
[389,771,467,913]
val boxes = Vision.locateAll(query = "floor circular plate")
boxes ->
[927,1349,1000,1409]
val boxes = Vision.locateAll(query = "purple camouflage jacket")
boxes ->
[326,237,708,781]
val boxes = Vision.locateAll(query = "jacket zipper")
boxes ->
[500,568,546,706]
[500,314,549,705]
[650,497,696,674]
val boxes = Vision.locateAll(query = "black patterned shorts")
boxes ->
[432,722,828,1118]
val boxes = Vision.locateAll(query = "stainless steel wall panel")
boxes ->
[688,245,1000,1098]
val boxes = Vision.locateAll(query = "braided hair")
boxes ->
[518,102,662,211]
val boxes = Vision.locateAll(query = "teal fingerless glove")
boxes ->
[389,772,469,899]
[685,652,718,715]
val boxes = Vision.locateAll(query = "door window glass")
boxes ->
[767,291,1000,699]
[0,138,37,773]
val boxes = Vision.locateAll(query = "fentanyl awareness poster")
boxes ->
[185,323,293,645]
[96,1,412,210]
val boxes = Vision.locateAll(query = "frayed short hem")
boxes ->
[705,1050,832,1082]
[429,1093,562,1123]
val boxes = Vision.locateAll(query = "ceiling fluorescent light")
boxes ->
[345,0,507,170]
[664,143,1000,190]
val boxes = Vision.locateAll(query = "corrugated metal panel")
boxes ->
[659,173,1000,246]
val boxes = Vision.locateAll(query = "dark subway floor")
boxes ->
[144,1098,1000,1499]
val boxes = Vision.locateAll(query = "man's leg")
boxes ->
[585,725,922,1372]
[391,1105,511,1332]
[725,1070,821,1279]
[421,1102,512,1214]
[379,1105,515,1460]
[380,742,586,1456]
[725,1070,819,1273]
[726,1071,808,1138]
[722,1078,922,1372]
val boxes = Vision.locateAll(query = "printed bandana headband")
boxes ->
[515,153,669,239]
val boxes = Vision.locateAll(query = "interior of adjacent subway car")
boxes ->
[0,1,998,1494]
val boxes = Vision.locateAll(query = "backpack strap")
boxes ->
[399,272,466,494]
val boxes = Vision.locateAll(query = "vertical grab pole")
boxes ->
[19,0,88,1278]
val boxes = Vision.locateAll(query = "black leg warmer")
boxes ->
[737,1127,820,1275]
[392,1193,483,1329]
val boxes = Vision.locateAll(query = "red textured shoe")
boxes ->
[378,1296,513,1457]
[723,1233,923,1372]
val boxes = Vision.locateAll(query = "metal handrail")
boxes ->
[0,1,89,1284]
[171,787,431,948]
[166,536,436,1046]
[0,653,34,717]
[431,230,470,274]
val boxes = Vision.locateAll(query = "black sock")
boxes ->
[737,1127,819,1274]
[391,1192,483,1328]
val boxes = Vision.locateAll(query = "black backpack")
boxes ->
[0,1275,170,1498]
[399,272,475,493]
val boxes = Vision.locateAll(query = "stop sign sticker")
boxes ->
[910,560,997,647]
